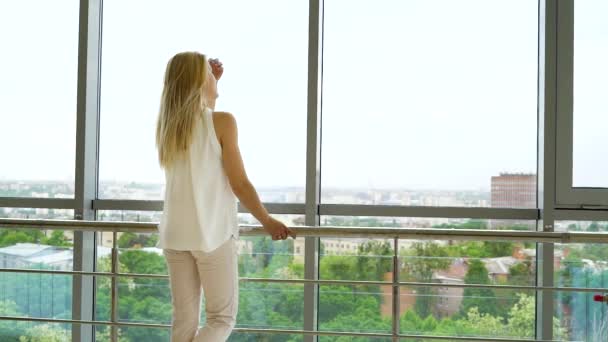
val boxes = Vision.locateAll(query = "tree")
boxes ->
[508,260,533,286]
[19,324,69,342]
[587,222,601,232]
[401,242,451,318]
[481,241,514,257]
[117,232,158,248]
[42,230,72,247]
[460,259,498,317]
[0,229,45,247]
[356,240,394,284]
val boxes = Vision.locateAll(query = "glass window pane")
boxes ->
[572,0,608,188]
[0,2,78,197]
[99,0,308,201]
[399,286,535,339]
[321,0,538,207]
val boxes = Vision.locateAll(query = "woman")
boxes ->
[155,51,295,342]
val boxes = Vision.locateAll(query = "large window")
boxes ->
[0,1,79,198]
[572,0,608,189]
[98,0,308,201]
[3,1,608,341]
[321,0,538,207]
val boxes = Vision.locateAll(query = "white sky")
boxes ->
[0,0,605,191]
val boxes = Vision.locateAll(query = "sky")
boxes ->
[0,0,605,191]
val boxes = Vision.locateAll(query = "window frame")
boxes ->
[555,0,608,208]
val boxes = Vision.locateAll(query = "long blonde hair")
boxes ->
[156,51,210,168]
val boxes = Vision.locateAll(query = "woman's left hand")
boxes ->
[209,58,224,80]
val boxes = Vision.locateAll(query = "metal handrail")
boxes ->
[1,218,607,342]
[2,217,608,243]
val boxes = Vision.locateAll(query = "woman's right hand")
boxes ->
[262,216,296,240]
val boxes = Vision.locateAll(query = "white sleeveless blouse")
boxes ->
[158,107,239,252]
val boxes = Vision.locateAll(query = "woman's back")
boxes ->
[158,107,238,252]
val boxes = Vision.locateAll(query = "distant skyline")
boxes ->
[1,0,605,190]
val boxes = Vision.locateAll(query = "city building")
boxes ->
[491,172,536,208]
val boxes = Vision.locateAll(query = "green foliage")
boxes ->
[460,259,498,317]
[42,230,72,247]
[433,220,487,230]
[0,229,72,248]
[0,229,45,247]
[18,324,70,342]
[446,241,515,258]
[0,300,29,341]
[117,232,158,248]
[508,260,533,286]
[401,242,450,318]
[119,250,167,275]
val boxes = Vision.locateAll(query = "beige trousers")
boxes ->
[163,237,239,342]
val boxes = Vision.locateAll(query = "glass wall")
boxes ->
[2,0,608,341]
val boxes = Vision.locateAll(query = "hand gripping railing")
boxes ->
[1,218,608,341]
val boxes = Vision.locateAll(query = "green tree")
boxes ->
[19,324,70,342]
[460,259,498,317]
[42,230,72,247]
[508,260,533,286]
[117,232,158,248]
[401,242,451,318]
[0,229,45,247]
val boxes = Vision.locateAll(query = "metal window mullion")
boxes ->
[0,198,75,209]
[73,0,103,341]
[554,0,576,207]
[555,208,608,221]
[320,204,539,220]
[304,0,324,341]
[536,0,559,340]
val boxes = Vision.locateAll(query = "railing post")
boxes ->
[110,231,118,342]
[392,237,400,341]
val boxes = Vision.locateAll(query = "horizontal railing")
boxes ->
[3,217,608,243]
[0,218,607,341]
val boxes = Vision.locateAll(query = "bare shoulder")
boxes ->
[212,111,237,128]
[211,111,237,144]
